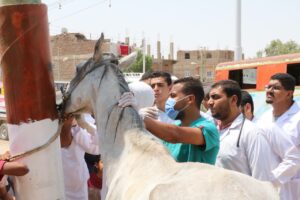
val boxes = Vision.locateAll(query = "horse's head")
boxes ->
[62,33,134,118]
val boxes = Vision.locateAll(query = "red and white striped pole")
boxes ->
[0,1,65,199]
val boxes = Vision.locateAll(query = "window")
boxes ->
[287,63,300,86]
[206,53,212,59]
[207,71,213,78]
[229,68,257,89]
[184,53,190,59]
[184,70,191,77]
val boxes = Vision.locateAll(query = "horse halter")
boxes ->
[57,57,118,119]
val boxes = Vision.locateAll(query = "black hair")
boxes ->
[204,89,210,100]
[140,71,153,81]
[241,90,254,113]
[174,77,204,108]
[151,71,172,86]
[84,153,101,173]
[211,80,241,106]
[270,73,296,91]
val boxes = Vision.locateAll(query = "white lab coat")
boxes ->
[61,125,99,200]
[257,102,300,200]
[216,114,275,180]
[257,102,300,145]
[200,111,215,123]
[259,124,300,200]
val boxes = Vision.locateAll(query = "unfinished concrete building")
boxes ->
[173,50,234,82]
[150,40,176,74]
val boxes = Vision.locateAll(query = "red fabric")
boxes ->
[120,45,129,56]
[88,173,102,189]
[0,160,6,181]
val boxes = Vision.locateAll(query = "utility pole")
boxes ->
[142,38,146,73]
[199,47,206,82]
[202,47,206,82]
[0,1,64,199]
[235,0,242,60]
[57,47,60,80]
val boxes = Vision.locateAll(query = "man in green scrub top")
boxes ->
[144,77,219,164]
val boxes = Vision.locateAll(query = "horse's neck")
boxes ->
[95,105,143,189]
[91,66,144,190]
[94,93,143,156]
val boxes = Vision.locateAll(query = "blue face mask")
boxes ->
[165,98,179,120]
[165,96,191,120]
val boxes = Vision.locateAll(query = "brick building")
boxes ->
[50,33,234,82]
[173,50,234,82]
[151,58,176,74]
[50,33,126,81]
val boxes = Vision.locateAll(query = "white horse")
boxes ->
[63,34,279,200]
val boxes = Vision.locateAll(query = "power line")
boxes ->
[50,0,109,23]
[46,0,78,10]
[48,0,111,37]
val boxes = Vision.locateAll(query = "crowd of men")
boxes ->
[0,70,299,200]
[119,71,300,200]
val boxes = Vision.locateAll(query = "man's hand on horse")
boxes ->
[118,92,158,120]
[118,92,138,110]
[138,107,159,120]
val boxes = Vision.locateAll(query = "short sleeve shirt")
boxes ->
[163,117,220,164]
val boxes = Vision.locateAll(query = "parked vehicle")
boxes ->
[215,53,300,117]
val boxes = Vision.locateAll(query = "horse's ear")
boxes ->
[93,33,105,62]
[118,51,138,69]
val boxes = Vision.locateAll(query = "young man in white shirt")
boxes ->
[240,88,300,199]
[150,71,174,123]
[258,73,300,145]
[208,80,275,180]
[257,73,300,200]
[60,116,99,200]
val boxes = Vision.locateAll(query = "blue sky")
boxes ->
[43,0,300,58]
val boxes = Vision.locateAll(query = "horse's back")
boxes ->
[111,129,279,200]
[148,163,279,200]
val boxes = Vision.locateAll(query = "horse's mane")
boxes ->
[103,62,145,131]
[70,57,130,94]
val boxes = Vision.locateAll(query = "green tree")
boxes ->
[256,50,263,58]
[257,39,300,57]
[124,51,153,72]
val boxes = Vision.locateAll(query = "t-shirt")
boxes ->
[163,117,220,164]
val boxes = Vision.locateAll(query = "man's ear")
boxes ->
[231,95,238,106]
[188,95,195,104]
[245,103,252,113]
[286,90,294,99]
